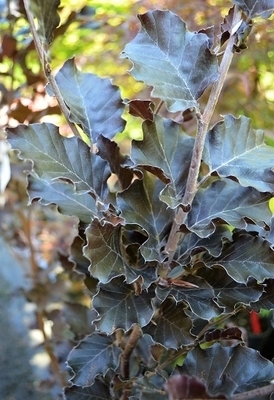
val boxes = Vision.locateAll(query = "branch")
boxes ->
[164,6,242,264]
[22,0,80,138]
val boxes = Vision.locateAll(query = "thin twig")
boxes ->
[121,324,142,380]
[164,6,242,263]
[22,0,80,138]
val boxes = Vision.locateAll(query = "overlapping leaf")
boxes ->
[180,344,274,398]
[130,374,167,400]
[117,174,174,261]
[29,0,60,45]
[6,123,110,198]
[85,219,125,283]
[96,135,134,191]
[197,266,263,312]
[28,175,96,223]
[165,375,226,400]
[144,299,194,348]
[51,58,126,141]
[203,115,274,193]
[175,226,232,267]
[251,279,274,311]
[92,277,155,333]
[67,333,121,386]
[205,233,274,284]
[121,10,219,113]
[64,379,110,400]
[130,117,194,208]
[187,179,272,237]
[156,275,220,320]
[232,0,274,19]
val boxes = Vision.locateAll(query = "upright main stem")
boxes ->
[164,6,242,264]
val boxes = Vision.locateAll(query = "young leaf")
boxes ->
[93,277,155,333]
[203,115,274,193]
[29,0,60,45]
[205,233,274,284]
[187,179,272,237]
[28,175,96,223]
[117,174,174,261]
[180,344,274,398]
[121,10,219,113]
[232,0,274,19]
[49,58,126,141]
[6,123,110,197]
[64,379,110,400]
[144,299,194,348]
[67,333,121,387]
[130,117,194,208]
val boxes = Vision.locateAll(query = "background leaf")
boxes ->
[180,344,274,398]
[51,58,126,141]
[187,179,272,237]
[202,115,274,193]
[232,0,274,19]
[121,10,219,112]
[93,277,155,333]
[29,0,60,45]
[67,333,121,386]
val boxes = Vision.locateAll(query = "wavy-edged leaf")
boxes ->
[6,123,110,198]
[130,117,194,208]
[29,0,60,45]
[144,299,194,348]
[131,373,167,400]
[205,233,274,284]
[187,179,272,237]
[67,333,121,387]
[128,99,154,121]
[28,175,96,222]
[93,277,154,333]
[85,219,125,284]
[232,0,274,19]
[175,226,232,267]
[156,275,220,320]
[51,58,125,141]
[64,379,110,400]
[96,135,134,191]
[197,266,263,312]
[117,174,173,261]
[203,115,274,193]
[251,279,274,311]
[121,10,218,113]
[180,344,274,398]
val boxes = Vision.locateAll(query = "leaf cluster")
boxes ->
[5,0,274,399]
